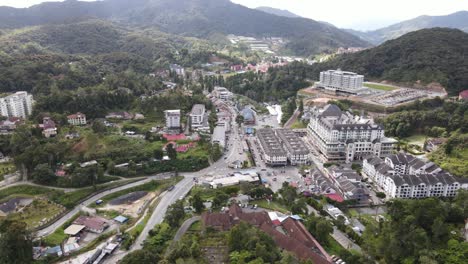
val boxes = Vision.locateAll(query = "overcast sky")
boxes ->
[1,0,467,30]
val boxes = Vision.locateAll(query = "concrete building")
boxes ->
[317,69,364,94]
[363,154,467,199]
[189,104,206,129]
[164,110,181,129]
[275,129,310,165]
[212,126,226,148]
[241,107,256,125]
[213,86,232,100]
[67,112,87,126]
[0,91,33,118]
[169,64,185,76]
[307,104,396,162]
[256,128,287,166]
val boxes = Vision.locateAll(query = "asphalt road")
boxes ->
[36,173,173,238]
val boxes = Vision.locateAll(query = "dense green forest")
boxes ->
[309,28,468,95]
[362,191,468,263]
[0,0,368,56]
[225,63,311,102]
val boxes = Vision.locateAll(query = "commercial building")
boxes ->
[256,128,287,166]
[317,69,364,94]
[189,104,206,129]
[67,112,87,126]
[212,126,226,148]
[363,153,467,199]
[307,104,396,162]
[164,110,181,129]
[275,129,310,165]
[0,91,33,118]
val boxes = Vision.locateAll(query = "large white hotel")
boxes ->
[317,69,364,94]
[307,104,396,162]
[0,91,34,119]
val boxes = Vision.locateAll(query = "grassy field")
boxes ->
[254,199,289,214]
[402,134,426,147]
[8,199,64,229]
[290,120,307,129]
[0,185,55,201]
[364,82,398,91]
[0,162,15,180]
[43,213,80,245]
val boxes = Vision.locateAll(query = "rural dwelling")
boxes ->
[67,112,86,126]
[40,117,57,138]
[73,216,109,234]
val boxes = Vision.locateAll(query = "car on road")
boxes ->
[272,177,277,181]
[167,185,175,191]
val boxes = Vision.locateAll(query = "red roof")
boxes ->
[163,134,186,141]
[67,112,86,119]
[325,193,344,203]
[459,90,468,99]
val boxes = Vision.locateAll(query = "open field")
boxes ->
[401,134,426,147]
[7,199,65,229]
[364,82,398,91]
[0,162,15,180]
[254,199,289,214]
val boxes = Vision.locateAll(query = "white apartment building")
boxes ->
[256,128,287,166]
[275,129,310,165]
[0,91,34,118]
[164,110,181,129]
[317,69,364,94]
[307,104,396,162]
[189,104,206,129]
[67,112,87,126]
[363,154,467,199]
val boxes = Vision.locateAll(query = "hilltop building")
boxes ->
[164,110,181,129]
[0,91,33,118]
[363,153,467,199]
[67,112,87,126]
[317,69,364,94]
[213,86,232,100]
[307,104,396,162]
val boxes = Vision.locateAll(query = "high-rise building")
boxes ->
[317,69,364,94]
[164,110,181,129]
[0,91,34,118]
[189,104,206,129]
[307,104,396,162]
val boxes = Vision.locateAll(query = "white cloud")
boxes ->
[231,0,468,30]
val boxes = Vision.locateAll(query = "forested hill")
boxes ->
[309,28,468,95]
[0,0,369,56]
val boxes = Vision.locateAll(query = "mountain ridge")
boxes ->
[0,0,369,56]
[255,6,301,18]
[346,11,468,44]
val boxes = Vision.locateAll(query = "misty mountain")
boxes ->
[255,6,301,18]
[0,0,369,56]
[346,11,468,44]
[310,28,468,95]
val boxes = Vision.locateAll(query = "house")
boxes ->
[64,224,85,236]
[201,204,332,263]
[170,64,185,76]
[114,215,128,224]
[67,112,87,126]
[230,64,243,72]
[40,117,57,138]
[459,90,468,101]
[73,216,109,234]
[80,160,98,168]
[0,117,22,131]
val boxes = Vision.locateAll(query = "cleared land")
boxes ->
[364,82,398,91]
[7,199,65,229]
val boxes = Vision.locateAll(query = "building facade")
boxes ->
[189,104,206,129]
[307,104,396,162]
[317,69,364,94]
[0,91,33,118]
[275,129,310,165]
[164,110,181,129]
[257,128,287,166]
[213,86,232,100]
[363,153,467,199]
[67,112,87,126]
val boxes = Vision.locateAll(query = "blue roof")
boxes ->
[46,246,62,254]
[241,108,255,121]
[114,215,128,223]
